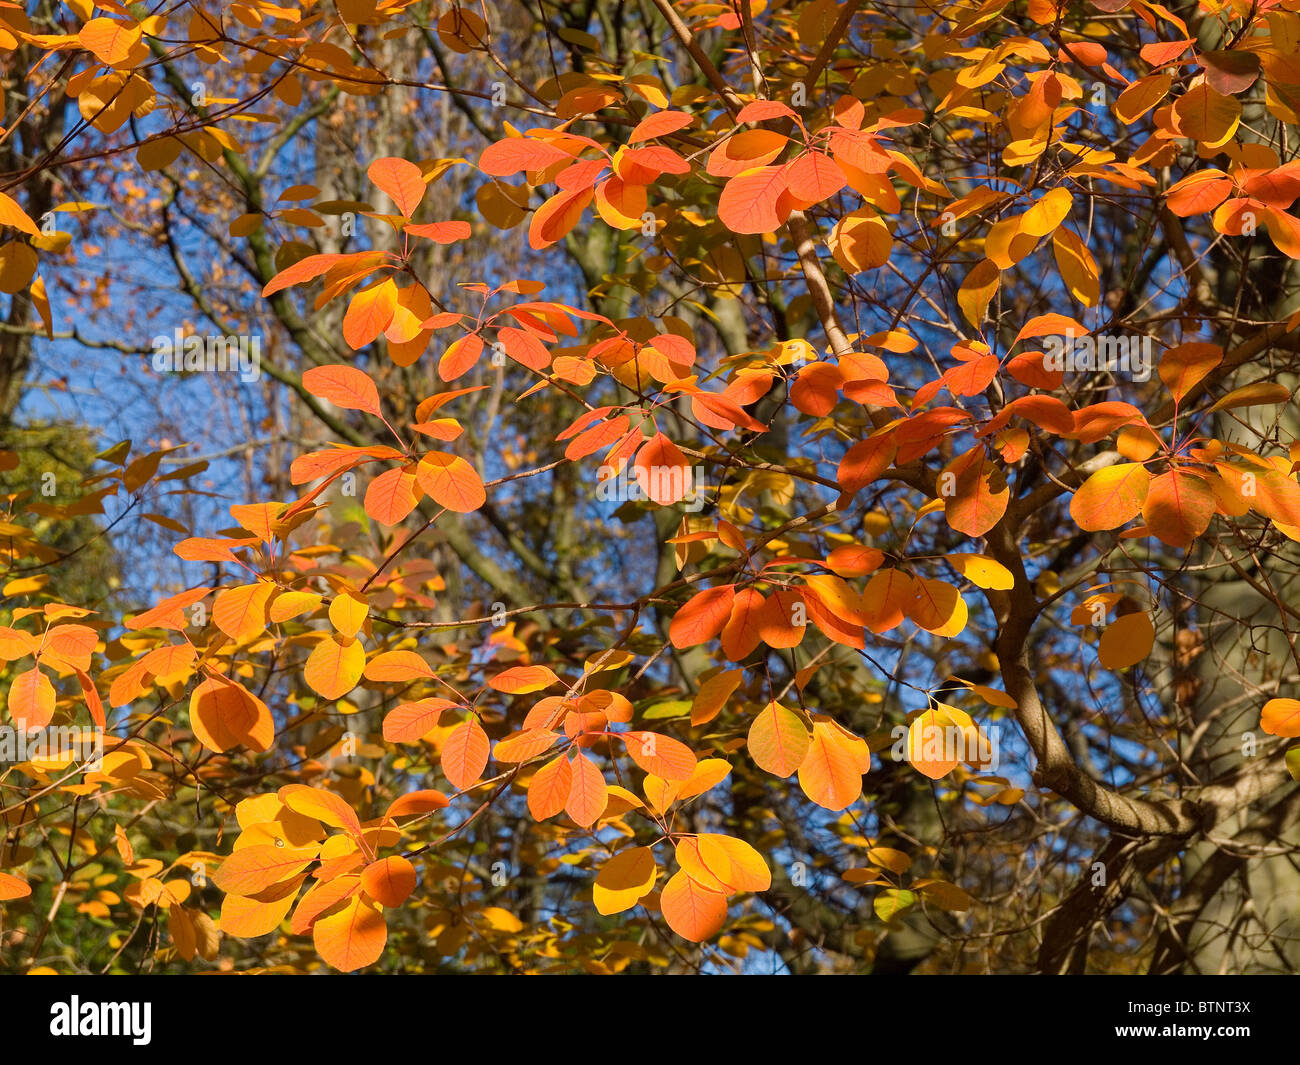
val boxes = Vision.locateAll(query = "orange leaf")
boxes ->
[383,699,457,742]
[489,664,560,694]
[279,784,362,837]
[343,279,399,350]
[493,728,560,763]
[0,871,32,900]
[1053,226,1099,307]
[40,623,97,671]
[304,634,366,701]
[1165,169,1233,216]
[79,17,141,66]
[659,869,727,942]
[189,676,274,753]
[213,843,319,896]
[1159,342,1222,401]
[906,708,961,779]
[748,702,811,777]
[212,582,274,643]
[479,137,573,176]
[262,252,348,296]
[497,326,551,371]
[623,731,697,780]
[140,643,196,681]
[628,110,693,143]
[302,365,381,415]
[838,435,897,494]
[718,165,791,234]
[313,894,387,971]
[634,432,692,506]
[385,790,450,819]
[565,749,607,827]
[693,834,771,893]
[361,855,417,907]
[442,717,489,791]
[593,846,657,915]
[1143,469,1214,547]
[528,187,593,250]
[364,649,435,682]
[1098,611,1155,670]
[10,666,55,730]
[942,452,1009,537]
[367,157,426,217]
[1070,463,1152,531]
[416,451,486,513]
[290,875,361,935]
[220,883,301,937]
[74,669,106,729]
[364,466,419,525]
[706,129,788,177]
[798,720,867,811]
[786,151,848,202]
[405,220,471,244]
[720,587,766,660]
[957,258,1000,327]
[438,333,484,382]
[669,585,735,648]
[527,754,573,820]
[1261,698,1300,738]
[0,191,39,237]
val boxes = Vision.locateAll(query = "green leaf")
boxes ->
[874,888,917,924]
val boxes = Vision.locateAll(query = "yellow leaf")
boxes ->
[1098,611,1155,670]
[945,553,1013,589]
[304,634,366,700]
[328,592,369,638]
[1053,226,1099,307]
[1173,81,1241,149]
[593,846,657,915]
[1020,187,1072,237]
[957,257,1000,327]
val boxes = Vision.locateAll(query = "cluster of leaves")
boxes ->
[3,0,1300,975]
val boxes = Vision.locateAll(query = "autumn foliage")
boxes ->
[3,0,1300,975]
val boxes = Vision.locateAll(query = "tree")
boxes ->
[1,0,1299,975]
